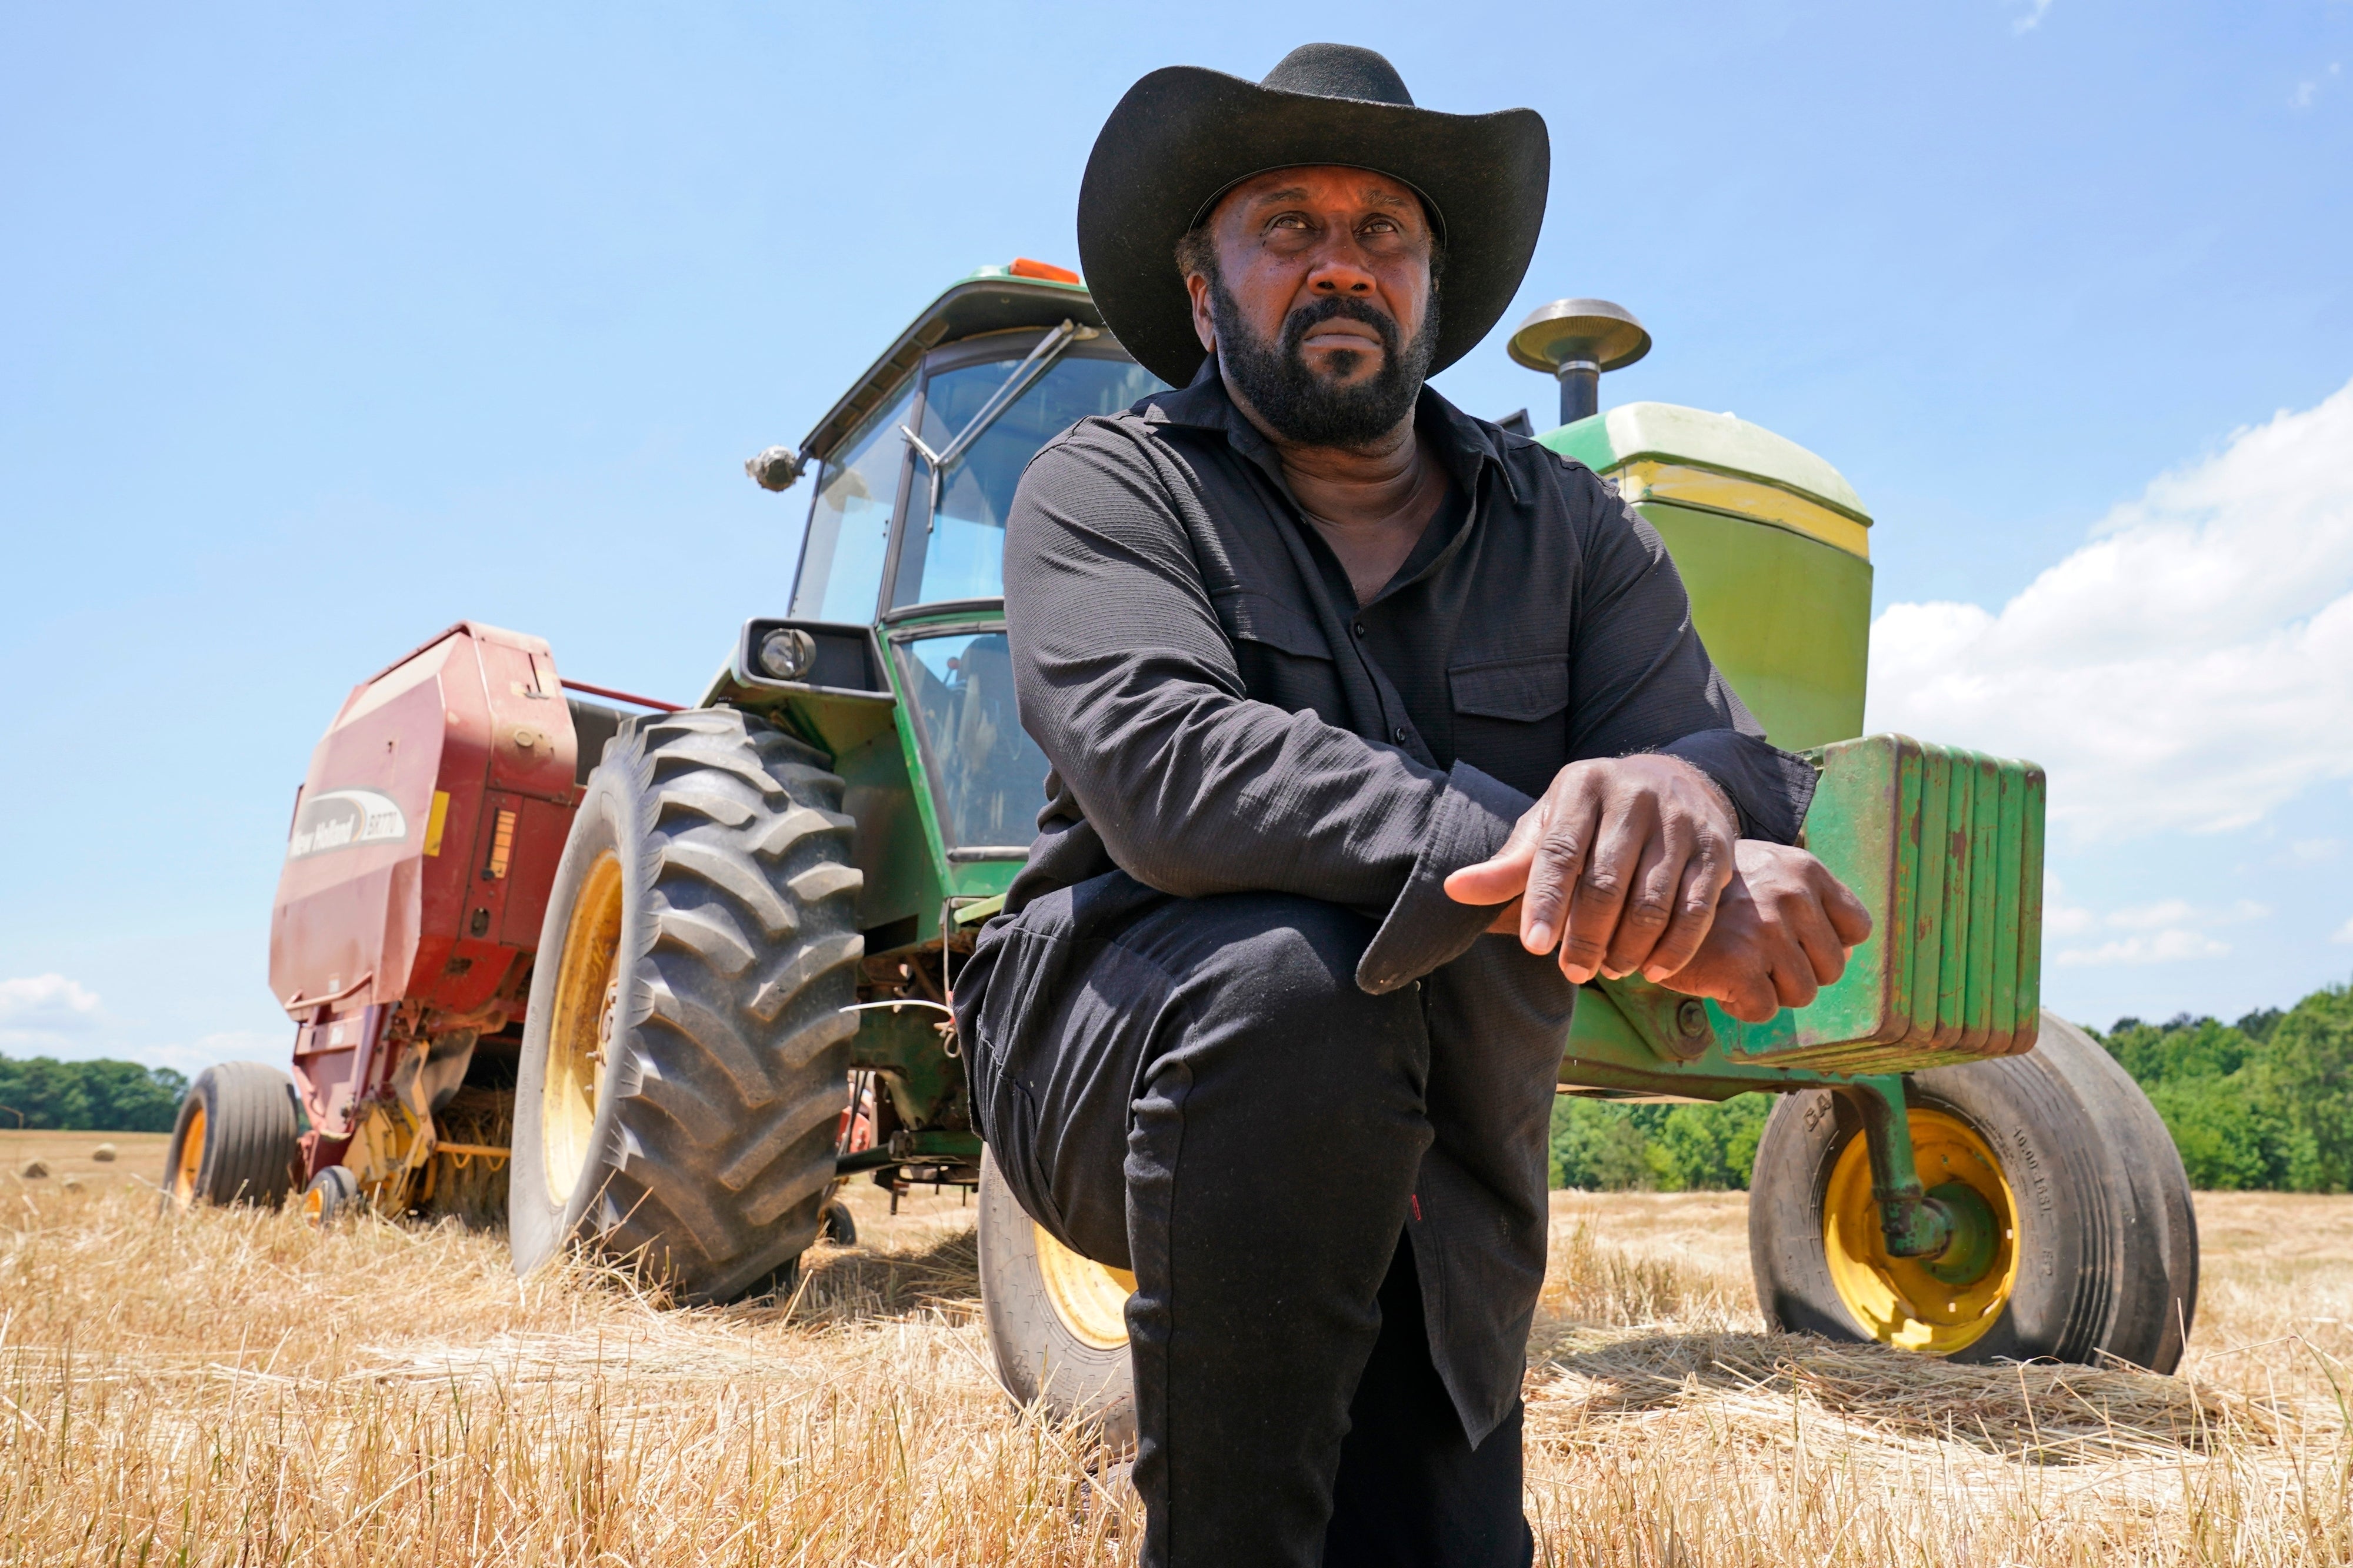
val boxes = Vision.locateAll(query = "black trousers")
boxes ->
[960,873,1532,1568]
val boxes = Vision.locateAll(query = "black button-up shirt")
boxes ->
[1001,359,1815,976]
[993,360,1817,1442]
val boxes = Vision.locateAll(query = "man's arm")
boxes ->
[1447,463,1865,1016]
[1002,425,1526,992]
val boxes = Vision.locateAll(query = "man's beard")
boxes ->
[1209,280,1439,449]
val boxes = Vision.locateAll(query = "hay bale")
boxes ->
[91,1142,118,1163]
[61,1175,82,1192]
[18,1159,49,1180]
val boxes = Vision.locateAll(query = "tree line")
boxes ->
[0,1055,189,1133]
[1553,981,2353,1194]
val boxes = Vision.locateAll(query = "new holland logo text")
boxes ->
[288,789,409,859]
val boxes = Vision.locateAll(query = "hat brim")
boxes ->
[1078,65,1549,389]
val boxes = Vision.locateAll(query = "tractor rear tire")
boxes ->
[977,1145,1138,1449]
[1748,1007,2197,1372]
[509,707,864,1303]
[162,1062,302,1210]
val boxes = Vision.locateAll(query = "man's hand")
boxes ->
[1652,840,1874,1022]
[1444,755,1740,984]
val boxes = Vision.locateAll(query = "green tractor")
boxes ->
[501,262,2194,1431]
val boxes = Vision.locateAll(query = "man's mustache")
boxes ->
[1279,296,1402,362]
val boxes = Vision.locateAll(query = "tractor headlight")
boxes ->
[758,628,818,682]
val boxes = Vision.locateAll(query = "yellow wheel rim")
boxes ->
[1034,1222,1137,1349]
[1824,1106,2019,1353]
[544,852,625,1202]
[172,1103,206,1206]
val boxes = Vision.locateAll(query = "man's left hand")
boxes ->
[1649,840,1873,1022]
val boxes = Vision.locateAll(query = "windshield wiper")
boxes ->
[902,318,1099,529]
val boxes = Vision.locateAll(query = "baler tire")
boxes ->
[304,1166,363,1225]
[821,1197,857,1247]
[161,1062,302,1211]
[1747,1008,2197,1372]
[977,1145,1138,1450]
[509,707,864,1304]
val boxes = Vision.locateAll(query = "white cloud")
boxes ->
[2047,892,2263,968]
[2292,62,2342,111]
[2011,0,2054,34]
[2057,929,2230,968]
[132,1030,284,1076]
[0,974,103,1047]
[2104,897,2267,930]
[2043,873,2094,937]
[2334,916,2353,946]
[1868,377,2353,842]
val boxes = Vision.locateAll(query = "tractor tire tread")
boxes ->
[514,705,862,1303]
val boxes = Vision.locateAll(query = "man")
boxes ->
[951,44,1871,1568]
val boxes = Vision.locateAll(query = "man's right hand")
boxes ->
[1651,840,1873,1022]
[1443,753,1739,985]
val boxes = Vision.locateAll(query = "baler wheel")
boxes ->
[302,1166,362,1225]
[161,1062,302,1211]
[1748,1009,2197,1372]
[820,1197,857,1246]
[976,1145,1138,1449]
[509,708,864,1303]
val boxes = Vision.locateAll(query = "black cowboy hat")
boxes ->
[1078,44,1550,389]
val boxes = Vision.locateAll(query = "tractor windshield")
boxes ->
[791,380,916,624]
[889,347,1164,609]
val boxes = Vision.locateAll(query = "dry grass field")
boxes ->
[1,1129,2347,1566]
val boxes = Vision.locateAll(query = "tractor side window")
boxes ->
[892,352,1165,608]
[895,630,1051,850]
[791,381,915,623]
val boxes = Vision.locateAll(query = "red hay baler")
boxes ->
[163,622,652,1217]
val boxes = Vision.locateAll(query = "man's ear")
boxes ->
[1185,272,1217,352]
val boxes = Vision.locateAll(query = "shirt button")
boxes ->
[1353,622,1367,638]
[1393,726,1409,742]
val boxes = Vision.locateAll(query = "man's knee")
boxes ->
[1161,892,1426,1106]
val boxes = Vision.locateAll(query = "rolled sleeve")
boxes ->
[1656,728,1820,845]
[1356,762,1533,994]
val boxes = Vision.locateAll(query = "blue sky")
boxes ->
[3,1,2349,1072]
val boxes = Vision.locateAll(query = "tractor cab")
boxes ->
[713,264,1165,950]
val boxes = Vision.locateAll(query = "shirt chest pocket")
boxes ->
[1214,589,1347,721]
[1448,655,1569,798]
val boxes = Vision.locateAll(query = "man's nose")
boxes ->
[1306,253,1377,296]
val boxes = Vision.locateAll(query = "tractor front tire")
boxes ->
[509,708,864,1303]
[977,1145,1138,1449]
[162,1062,302,1210]
[1748,1008,2197,1372]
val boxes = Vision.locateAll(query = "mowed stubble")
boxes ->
[0,1142,2345,1566]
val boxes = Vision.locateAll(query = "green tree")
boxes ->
[2143,1073,2283,1189]
[1549,1097,1657,1190]
[2258,985,2353,1193]
[2105,1015,2253,1083]
[1647,1095,1772,1191]
[0,1054,188,1132]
